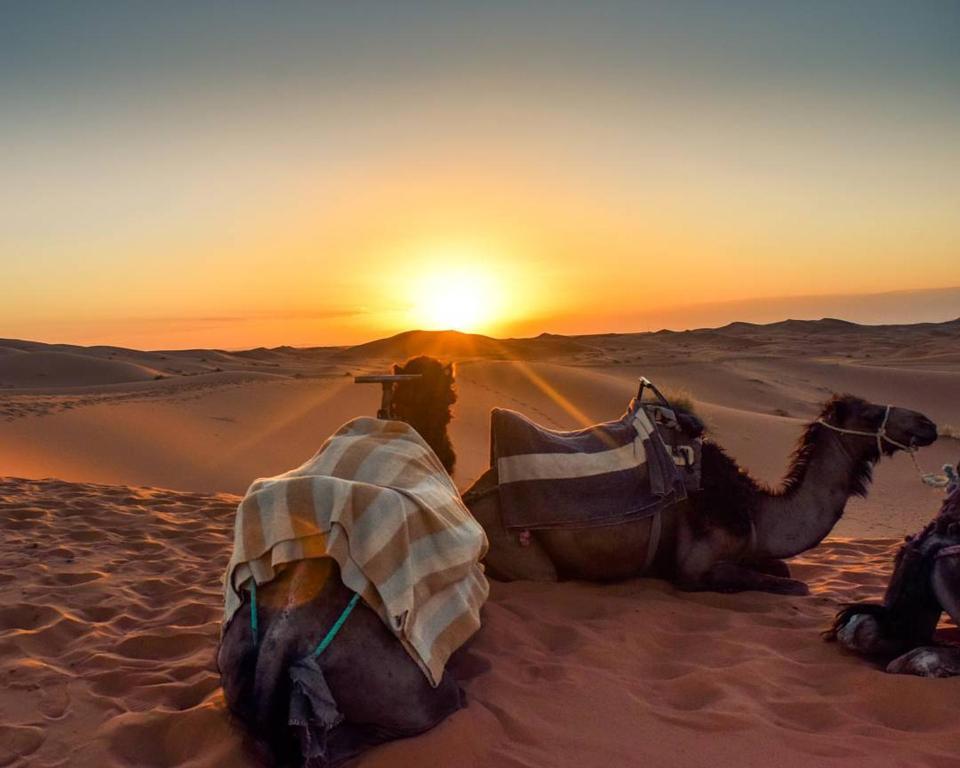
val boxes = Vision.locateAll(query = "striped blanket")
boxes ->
[222,417,489,687]
[491,399,694,531]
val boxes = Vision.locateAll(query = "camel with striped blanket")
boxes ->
[218,357,474,767]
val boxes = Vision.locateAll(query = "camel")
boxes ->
[826,473,960,677]
[218,356,464,767]
[464,395,938,594]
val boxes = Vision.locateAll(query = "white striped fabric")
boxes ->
[222,417,489,686]
[498,441,644,483]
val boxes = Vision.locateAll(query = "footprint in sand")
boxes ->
[0,724,45,766]
[38,686,71,719]
[0,603,61,632]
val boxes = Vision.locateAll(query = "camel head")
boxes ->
[818,395,938,459]
[674,408,705,439]
[391,356,457,474]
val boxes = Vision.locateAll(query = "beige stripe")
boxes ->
[424,600,485,681]
[371,521,484,601]
[238,494,265,559]
[358,501,464,582]
[286,476,318,540]
[408,562,480,620]
[330,436,382,480]
[407,573,486,670]
[497,441,643,483]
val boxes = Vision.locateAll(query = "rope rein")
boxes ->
[248,581,360,657]
[816,405,949,488]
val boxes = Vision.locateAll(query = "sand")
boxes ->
[2,322,958,536]
[1,320,960,766]
[2,477,959,768]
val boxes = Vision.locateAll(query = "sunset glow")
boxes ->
[1,4,958,349]
[410,269,496,333]
[398,244,510,334]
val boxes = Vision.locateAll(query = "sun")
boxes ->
[408,263,501,333]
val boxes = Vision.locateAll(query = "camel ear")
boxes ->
[392,363,402,375]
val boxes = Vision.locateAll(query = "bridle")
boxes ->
[816,404,916,456]
[817,404,949,488]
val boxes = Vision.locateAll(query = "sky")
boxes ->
[2,1,958,348]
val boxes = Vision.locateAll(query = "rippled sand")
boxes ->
[2,477,959,768]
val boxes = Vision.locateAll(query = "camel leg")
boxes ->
[884,555,960,676]
[683,561,809,595]
[931,553,960,630]
[885,555,960,677]
[743,558,792,579]
[829,605,903,656]
[886,647,960,676]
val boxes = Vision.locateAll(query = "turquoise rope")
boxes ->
[313,593,361,657]
[248,580,360,656]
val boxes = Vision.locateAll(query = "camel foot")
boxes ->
[886,646,960,677]
[682,562,809,595]
[835,613,885,654]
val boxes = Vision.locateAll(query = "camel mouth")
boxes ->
[911,419,938,448]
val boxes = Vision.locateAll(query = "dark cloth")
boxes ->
[491,398,700,531]
[288,656,343,764]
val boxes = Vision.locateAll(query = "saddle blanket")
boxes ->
[223,417,489,686]
[491,400,689,530]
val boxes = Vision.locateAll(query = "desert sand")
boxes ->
[2,319,960,767]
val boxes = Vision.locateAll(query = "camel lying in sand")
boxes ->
[218,357,466,767]
[827,474,960,677]
[219,357,939,765]
[465,395,938,594]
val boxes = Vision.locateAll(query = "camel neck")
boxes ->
[751,431,871,559]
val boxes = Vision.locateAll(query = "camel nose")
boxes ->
[917,416,938,446]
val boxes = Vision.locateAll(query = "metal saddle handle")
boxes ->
[636,376,671,408]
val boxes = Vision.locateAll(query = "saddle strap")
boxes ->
[936,544,960,560]
[643,510,662,573]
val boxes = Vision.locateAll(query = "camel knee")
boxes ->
[836,613,884,653]
[886,646,960,677]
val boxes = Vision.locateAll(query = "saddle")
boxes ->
[490,379,702,532]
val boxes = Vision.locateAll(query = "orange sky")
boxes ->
[3,3,958,348]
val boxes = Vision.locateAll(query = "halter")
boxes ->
[816,404,948,488]
[816,405,916,456]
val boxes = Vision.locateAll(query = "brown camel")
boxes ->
[218,356,464,767]
[464,395,938,594]
[826,473,960,677]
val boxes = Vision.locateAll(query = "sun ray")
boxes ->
[484,337,598,429]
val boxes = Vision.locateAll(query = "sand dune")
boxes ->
[2,319,960,766]
[2,477,959,768]
[1,320,958,538]
[0,351,163,388]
